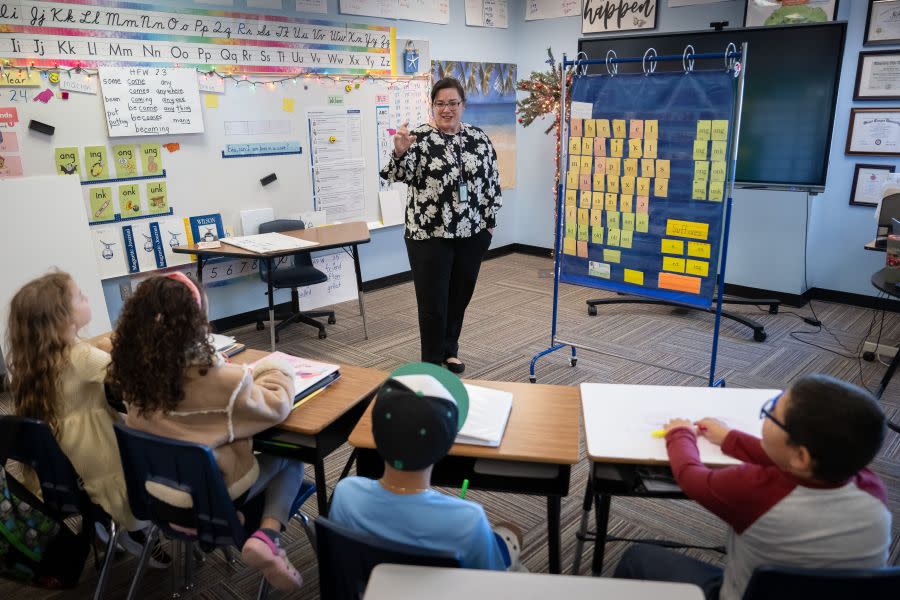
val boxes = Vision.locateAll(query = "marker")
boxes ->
[460,479,469,499]
[651,429,667,438]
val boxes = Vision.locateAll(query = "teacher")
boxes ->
[381,77,502,374]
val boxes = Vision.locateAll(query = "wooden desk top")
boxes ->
[349,379,581,465]
[364,565,704,600]
[172,221,371,259]
[234,349,386,436]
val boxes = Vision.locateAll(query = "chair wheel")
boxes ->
[570,357,577,367]
[328,316,336,324]
[256,321,265,331]
[769,305,779,314]
[863,351,876,362]
[318,331,327,339]
[587,305,597,316]
[754,330,767,342]
[529,375,537,383]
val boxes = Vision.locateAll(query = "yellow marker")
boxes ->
[651,429,667,438]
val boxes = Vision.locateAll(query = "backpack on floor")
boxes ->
[0,467,90,588]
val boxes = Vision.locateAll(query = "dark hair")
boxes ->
[784,374,885,483]
[431,77,465,103]
[107,276,214,416]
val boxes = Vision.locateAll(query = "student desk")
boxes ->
[575,383,777,576]
[234,349,386,515]
[363,564,704,600]
[348,380,581,575]
[174,221,371,351]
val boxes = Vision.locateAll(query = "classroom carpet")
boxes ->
[1,251,898,599]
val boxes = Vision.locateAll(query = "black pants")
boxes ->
[614,544,723,600]
[405,230,492,365]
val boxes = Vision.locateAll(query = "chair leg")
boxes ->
[126,525,158,600]
[222,546,239,567]
[181,540,196,595]
[256,579,271,600]
[296,512,317,554]
[93,521,121,600]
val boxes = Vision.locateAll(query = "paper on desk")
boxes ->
[221,232,318,253]
[210,333,236,351]
[457,384,513,447]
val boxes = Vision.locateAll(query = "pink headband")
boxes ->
[166,272,202,308]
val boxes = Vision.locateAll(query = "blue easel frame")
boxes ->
[530,45,748,388]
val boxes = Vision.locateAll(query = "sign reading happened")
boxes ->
[100,67,204,137]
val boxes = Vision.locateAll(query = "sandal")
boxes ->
[242,529,303,592]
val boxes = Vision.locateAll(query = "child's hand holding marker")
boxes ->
[652,417,731,445]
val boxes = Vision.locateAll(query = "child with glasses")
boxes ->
[615,374,891,600]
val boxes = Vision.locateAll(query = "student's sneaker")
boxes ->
[242,529,303,592]
[495,522,528,572]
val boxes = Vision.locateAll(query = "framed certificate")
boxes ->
[865,0,900,45]
[846,108,900,156]
[850,163,895,207]
[855,51,900,100]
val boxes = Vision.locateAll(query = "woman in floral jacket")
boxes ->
[381,77,502,374]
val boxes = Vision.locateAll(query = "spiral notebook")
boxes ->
[249,351,340,407]
[456,384,513,447]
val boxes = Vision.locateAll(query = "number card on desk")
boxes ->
[581,383,774,467]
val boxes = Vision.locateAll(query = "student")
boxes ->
[106,273,306,592]
[615,374,891,600]
[5,271,170,567]
[329,362,523,570]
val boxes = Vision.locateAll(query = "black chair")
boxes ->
[742,564,900,600]
[314,517,460,600]
[0,416,118,599]
[256,219,336,342]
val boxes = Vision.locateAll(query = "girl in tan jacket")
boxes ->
[5,271,170,568]
[107,273,305,593]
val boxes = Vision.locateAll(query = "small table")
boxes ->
[871,268,900,398]
[363,564,704,600]
[348,380,581,574]
[174,222,371,351]
[234,349,386,515]
[575,383,776,575]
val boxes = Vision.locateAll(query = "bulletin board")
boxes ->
[559,71,735,310]
[0,1,433,287]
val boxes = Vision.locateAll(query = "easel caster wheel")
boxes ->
[863,351,876,362]
[587,305,597,316]
[754,331,767,342]
[529,375,537,383]
[570,357,577,367]
[318,331,327,339]
[256,321,265,331]
[328,315,337,324]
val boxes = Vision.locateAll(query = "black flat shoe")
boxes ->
[444,360,465,374]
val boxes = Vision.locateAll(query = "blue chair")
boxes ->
[112,422,316,600]
[256,219,336,342]
[742,564,900,599]
[0,416,118,599]
[314,517,460,600]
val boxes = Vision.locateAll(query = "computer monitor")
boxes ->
[877,193,900,240]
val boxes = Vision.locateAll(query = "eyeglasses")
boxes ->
[759,393,790,433]
[433,100,462,110]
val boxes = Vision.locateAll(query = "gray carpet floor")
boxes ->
[2,252,898,599]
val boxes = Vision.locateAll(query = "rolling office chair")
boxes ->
[256,219,336,342]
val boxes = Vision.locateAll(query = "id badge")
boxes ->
[458,182,469,203]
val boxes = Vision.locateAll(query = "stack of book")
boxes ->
[250,351,340,408]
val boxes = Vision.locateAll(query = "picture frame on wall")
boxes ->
[582,0,657,34]
[846,108,900,156]
[866,0,900,46]
[744,0,838,28]
[850,163,896,207]
[855,50,900,100]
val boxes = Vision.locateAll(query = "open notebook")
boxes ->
[249,351,340,407]
[221,232,318,253]
[456,384,513,447]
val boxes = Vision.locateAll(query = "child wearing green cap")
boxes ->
[329,362,523,570]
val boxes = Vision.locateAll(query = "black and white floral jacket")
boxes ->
[380,123,502,240]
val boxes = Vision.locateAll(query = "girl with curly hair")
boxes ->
[107,272,305,592]
[5,271,170,568]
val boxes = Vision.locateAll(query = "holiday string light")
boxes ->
[0,59,430,90]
